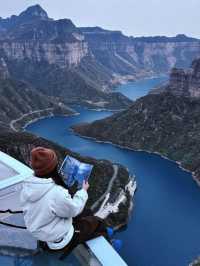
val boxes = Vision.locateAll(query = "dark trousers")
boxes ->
[42,209,108,260]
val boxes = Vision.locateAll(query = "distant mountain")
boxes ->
[0,5,200,110]
[80,27,200,76]
[132,34,199,43]
[73,59,200,181]
[0,5,132,110]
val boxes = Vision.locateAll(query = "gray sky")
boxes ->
[1,0,199,38]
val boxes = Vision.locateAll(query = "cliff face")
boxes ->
[0,6,88,68]
[73,59,200,182]
[0,58,9,79]
[81,27,200,77]
[0,40,88,68]
[130,36,200,74]
[80,28,138,76]
[166,59,200,98]
[1,7,199,77]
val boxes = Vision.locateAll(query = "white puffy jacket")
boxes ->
[20,176,88,250]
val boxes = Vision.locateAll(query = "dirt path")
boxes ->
[10,108,53,131]
[91,164,119,211]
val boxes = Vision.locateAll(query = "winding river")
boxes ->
[19,77,200,266]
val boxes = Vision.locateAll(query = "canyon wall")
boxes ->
[167,58,200,97]
[81,27,200,77]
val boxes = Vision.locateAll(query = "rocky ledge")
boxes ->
[190,258,200,266]
[153,58,200,98]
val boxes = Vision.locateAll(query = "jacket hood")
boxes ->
[21,176,55,203]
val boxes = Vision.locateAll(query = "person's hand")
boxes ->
[82,180,89,191]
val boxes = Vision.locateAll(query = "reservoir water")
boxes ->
[115,77,167,100]
[3,77,200,266]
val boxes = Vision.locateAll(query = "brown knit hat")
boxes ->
[30,147,58,176]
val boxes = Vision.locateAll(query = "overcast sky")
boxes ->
[1,0,199,38]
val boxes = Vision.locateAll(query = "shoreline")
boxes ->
[71,103,123,113]
[21,105,120,132]
[20,74,168,131]
[111,73,168,90]
[20,112,80,132]
[71,130,200,187]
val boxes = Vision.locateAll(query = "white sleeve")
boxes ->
[52,187,88,218]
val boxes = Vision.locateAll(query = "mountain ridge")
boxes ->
[0,5,200,110]
[0,5,133,110]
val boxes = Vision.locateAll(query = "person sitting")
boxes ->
[20,147,109,257]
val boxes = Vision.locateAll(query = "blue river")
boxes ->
[3,77,200,266]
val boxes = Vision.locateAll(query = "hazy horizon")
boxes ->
[1,0,199,38]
